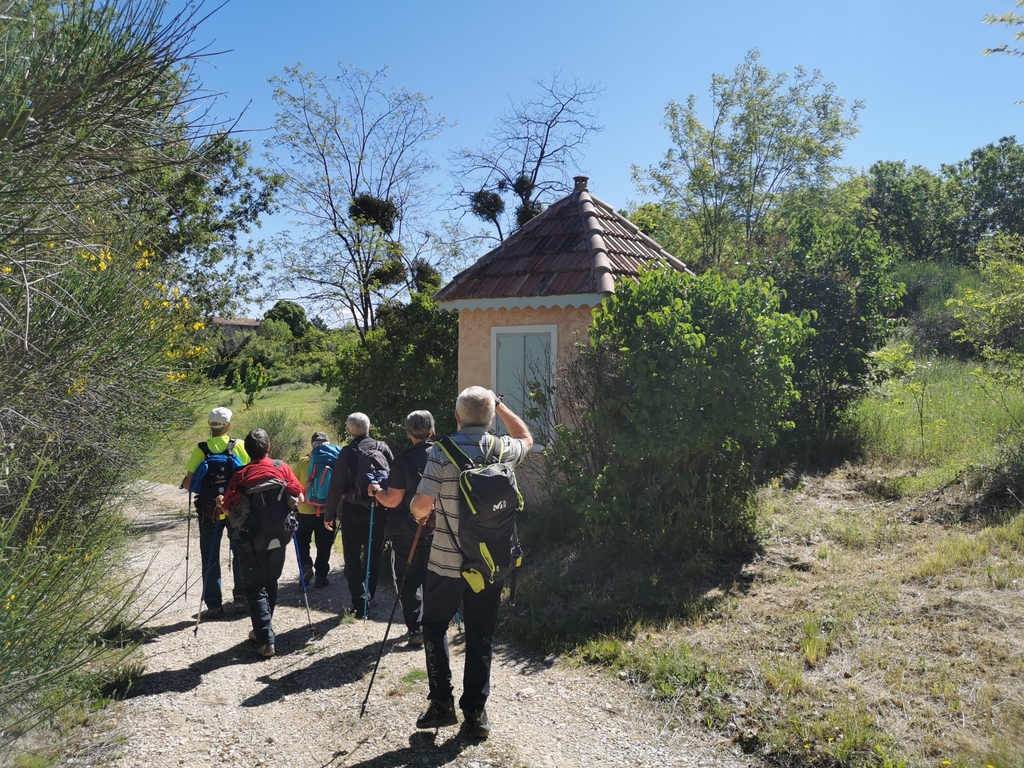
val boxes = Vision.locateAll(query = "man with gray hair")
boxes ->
[410,387,532,740]
[324,412,394,617]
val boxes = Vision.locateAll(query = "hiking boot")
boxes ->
[302,567,314,585]
[314,577,329,588]
[248,629,257,644]
[461,708,490,740]
[415,699,457,729]
[257,643,275,658]
[200,606,225,620]
[407,632,424,648]
[232,594,248,611]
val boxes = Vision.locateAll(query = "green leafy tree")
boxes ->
[122,131,283,317]
[865,160,951,262]
[634,49,862,269]
[547,267,808,555]
[263,299,310,338]
[451,73,603,241]
[941,137,1024,263]
[751,210,904,448]
[325,292,458,445]
[267,64,449,341]
[234,362,272,408]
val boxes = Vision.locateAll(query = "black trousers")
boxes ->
[295,512,336,583]
[235,543,287,646]
[390,532,431,634]
[422,571,502,714]
[340,500,387,614]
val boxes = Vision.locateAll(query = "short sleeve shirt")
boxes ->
[415,426,528,579]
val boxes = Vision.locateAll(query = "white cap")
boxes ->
[208,406,233,427]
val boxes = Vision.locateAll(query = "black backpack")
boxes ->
[232,462,299,552]
[347,440,390,506]
[188,438,241,519]
[437,435,524,593]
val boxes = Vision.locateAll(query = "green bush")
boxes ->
[325,292,458,446]
[753,210,904,453]
[546,267,808,556]
[894,260,980,357]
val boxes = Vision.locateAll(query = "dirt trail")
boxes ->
[70,483,760,768]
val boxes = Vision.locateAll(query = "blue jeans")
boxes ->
[422,571,502,714]
[197,516,243,609]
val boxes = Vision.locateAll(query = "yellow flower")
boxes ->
[1,266,10,274]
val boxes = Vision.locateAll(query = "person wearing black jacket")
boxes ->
[368,410,435,647]
[323,412,394,617]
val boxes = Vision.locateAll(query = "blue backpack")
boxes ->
[305,443,341,515]
[188,439,243,519]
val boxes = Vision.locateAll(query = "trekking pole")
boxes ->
[292,530,314,638]
[193,518,222,637]
[363,500,375,620]
[360,524,423,718]
[184,492,192,603]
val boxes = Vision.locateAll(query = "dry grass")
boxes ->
[628,468,1024,767]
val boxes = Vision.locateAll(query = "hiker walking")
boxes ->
[181,407,250,620]
[410,387,532,740]
[293,431,340,588]
[367,410,435,647]
[323,412,394,618]
[217,428,304,659]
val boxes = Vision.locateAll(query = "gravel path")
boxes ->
[69,483,759,768]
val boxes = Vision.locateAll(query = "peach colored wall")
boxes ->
[456,305,595,392]
[456,304,596,507]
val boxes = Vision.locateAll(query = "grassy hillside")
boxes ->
[145,382,337,485]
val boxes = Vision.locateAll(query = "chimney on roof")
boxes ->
[573,175,589,192]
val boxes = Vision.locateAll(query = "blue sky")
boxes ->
[172,0,1023,309]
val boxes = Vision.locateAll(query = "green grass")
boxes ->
[854,355,1024,496]
[145,383,336,484]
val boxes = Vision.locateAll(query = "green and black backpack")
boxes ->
[437,435,524,593]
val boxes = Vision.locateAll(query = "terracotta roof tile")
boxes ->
[435,177,690,304]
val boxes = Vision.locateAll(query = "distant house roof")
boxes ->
[435,176,691,311]
[211,317,261,335]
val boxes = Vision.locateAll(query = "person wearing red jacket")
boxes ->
[218,428,304,659]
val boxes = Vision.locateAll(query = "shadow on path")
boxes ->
[326,732,470,768]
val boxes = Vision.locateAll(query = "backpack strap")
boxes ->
[224,437,238,457]
[437,436,473,471]
[199,441,211,458]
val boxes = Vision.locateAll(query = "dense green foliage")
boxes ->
[950,232,1024,392]
[866,137,1024,266]
[752,210,904,448]
[545,267,808,556]
[324,292,458,446]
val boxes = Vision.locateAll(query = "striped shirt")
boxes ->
[415,426,528,579]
